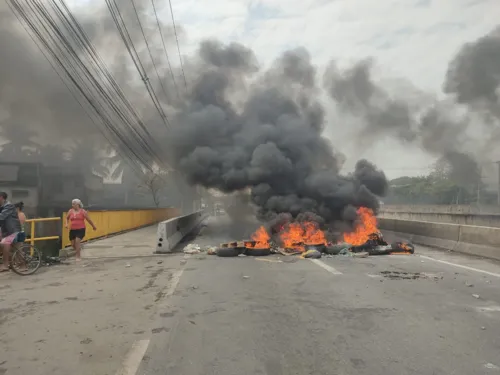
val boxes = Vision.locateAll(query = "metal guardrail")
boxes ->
[26,217,61,245]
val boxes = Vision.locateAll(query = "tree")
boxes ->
[137,170,167,207]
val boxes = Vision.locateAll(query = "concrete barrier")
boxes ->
[155,211,206,253]
[379,204,500,227]
[378,217,500,260]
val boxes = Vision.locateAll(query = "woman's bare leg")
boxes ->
[75,238,81,261]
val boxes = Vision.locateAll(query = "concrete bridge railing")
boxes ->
[379,204,500,228]
[378,217,500,261]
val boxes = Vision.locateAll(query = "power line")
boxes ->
[105,0,172,129]
[167,0,187,89]
[151,0,180,100]
[9,0,168,173]
[129,0,174,104]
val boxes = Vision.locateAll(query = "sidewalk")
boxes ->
[80,225,158,259]
[0,251,185,375]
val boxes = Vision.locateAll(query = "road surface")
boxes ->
[1,219,500,375]
[139,217,500,375]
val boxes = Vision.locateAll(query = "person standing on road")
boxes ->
[0,192,22,272]
[65,199,96,262]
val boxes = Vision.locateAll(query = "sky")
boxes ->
[155,0,497,179]
[25,0,500,180]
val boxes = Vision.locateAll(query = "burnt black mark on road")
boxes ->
[381,271,421,280]
[151,327,170,334]
[160,311,177,318]
[137,269,164,292]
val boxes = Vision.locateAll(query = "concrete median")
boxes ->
[155,211,207,253]
[378,217,500,260]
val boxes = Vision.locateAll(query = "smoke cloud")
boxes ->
[166,41,388,227]
[323,26,500,184]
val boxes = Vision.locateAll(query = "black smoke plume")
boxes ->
[323,26,500,184]
[166,42,388,227]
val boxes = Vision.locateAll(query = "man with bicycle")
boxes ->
[0,192,22,272]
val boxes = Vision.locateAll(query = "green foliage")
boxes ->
[386,161,487,205]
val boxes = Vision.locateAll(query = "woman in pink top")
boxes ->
[65,199,96,261]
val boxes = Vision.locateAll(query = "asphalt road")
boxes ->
[138,218,500,375]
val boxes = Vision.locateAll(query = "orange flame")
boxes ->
[247,226,271,249]
[279,221,326,251]
[343,207,379,246]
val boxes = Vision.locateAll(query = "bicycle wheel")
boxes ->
[11,243,42,276]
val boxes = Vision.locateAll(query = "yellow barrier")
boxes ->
[61,208,179,248]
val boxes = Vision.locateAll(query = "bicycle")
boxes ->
[0,232,42,276]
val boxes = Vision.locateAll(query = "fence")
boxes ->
[24,208,179,249]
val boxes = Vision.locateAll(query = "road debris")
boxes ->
[473,294,481,299]
[207,246,218,255]
[466,282,474,287]
[381,271,422,280]
[184,243,201,254]
[242,276,250,279]
[301,249,322,259]
[255,258,283,263]
[484,363,500,370]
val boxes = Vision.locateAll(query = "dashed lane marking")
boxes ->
[115,339,150,375]
[310,259,342,275]
[420,255,500,278]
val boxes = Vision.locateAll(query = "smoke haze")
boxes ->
[1,0,499,222]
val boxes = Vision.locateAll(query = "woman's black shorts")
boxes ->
[69,229,86,241]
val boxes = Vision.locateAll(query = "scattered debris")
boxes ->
[180,259,187,265]
[255,258,283,263]
[484,363,500,370]
[207,247,218,255]
[183,244,201,254]
[352,252,369,258]
[466,282,474,287]
[301,249,322,259]
[125,263,131,268]
[482,326,486,330]
[157,261,163,265]
[242,276,250,279]
[381,271,421,280]
[473,294,481,299]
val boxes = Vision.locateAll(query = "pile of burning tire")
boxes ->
[216,241,272,257]
[215,232,415,258]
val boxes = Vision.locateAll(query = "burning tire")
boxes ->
[391,241,415,254]
[243,248,271,256]
[216,247,243,257]
[325,243,351,255]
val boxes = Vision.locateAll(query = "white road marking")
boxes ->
[419,255,500,278]
[310,259,342,275]
[115,339,150,375]
[166,268,184,298]
[477,306,500,312]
